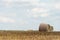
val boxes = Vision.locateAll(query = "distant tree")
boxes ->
[27,30,33,32]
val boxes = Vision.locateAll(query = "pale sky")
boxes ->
[0,0,60,31]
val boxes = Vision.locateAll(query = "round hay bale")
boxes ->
[39,23,53,32]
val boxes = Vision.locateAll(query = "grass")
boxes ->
[0,30,60,40]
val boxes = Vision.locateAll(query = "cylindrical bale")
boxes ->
[39,23,53,32]
[50,26,53,31]
[39,23,48,32]
[47,24,53,32]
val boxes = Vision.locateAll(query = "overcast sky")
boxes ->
[0,0,60,31]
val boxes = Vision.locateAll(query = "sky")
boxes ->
[0,0,60,31]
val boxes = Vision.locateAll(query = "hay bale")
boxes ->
[39,23,53,32]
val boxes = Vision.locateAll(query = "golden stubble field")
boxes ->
[0,31,60,40]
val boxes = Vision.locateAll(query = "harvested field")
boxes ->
[0,31,60,40]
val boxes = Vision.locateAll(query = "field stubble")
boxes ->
[0,31,60,40]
